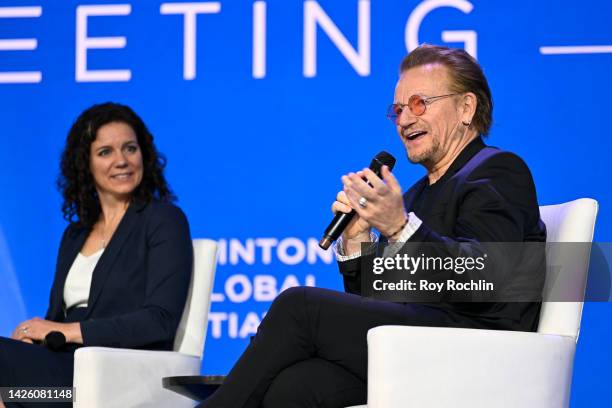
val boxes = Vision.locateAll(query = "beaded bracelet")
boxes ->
[385,215,409,240]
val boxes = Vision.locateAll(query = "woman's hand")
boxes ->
[11,318,83,344]
[10,321,34,343]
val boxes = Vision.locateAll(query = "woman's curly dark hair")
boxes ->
[57,102,176,227]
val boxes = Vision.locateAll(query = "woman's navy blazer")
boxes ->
[45,200,193,351]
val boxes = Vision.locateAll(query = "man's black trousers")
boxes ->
[199,286,481,408]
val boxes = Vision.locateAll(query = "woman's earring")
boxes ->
[462,120,471,126]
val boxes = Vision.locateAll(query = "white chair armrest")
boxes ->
[366,326,576,408]
[73,347,200,408]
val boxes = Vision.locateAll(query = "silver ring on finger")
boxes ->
[21,326,29,333]
[358,196,368,208]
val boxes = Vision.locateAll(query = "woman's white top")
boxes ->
[63,248,104,309]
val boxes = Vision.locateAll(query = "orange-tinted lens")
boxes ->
[392,104,403,116]
[408,95,427,116]
[387,104,402,124]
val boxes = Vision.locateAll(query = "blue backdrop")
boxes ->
[1,1,610,405]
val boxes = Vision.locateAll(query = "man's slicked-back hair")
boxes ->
[400,44,493,136]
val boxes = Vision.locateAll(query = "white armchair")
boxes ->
[73,239,218,408]
[350,198,599,408]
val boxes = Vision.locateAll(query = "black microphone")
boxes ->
[319,151,396,250]
[43,331,66,351]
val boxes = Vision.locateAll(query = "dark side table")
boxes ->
[162,375,225,402]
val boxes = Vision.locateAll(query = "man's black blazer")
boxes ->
[339,137,547,332]
[46,200,193,350]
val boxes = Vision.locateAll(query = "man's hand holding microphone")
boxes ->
[319,151,409,255]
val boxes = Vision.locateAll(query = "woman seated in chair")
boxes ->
[0,102,193,408]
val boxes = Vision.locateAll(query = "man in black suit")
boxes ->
[200,44,546,408]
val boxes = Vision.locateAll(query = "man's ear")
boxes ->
[460,92,477,126]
